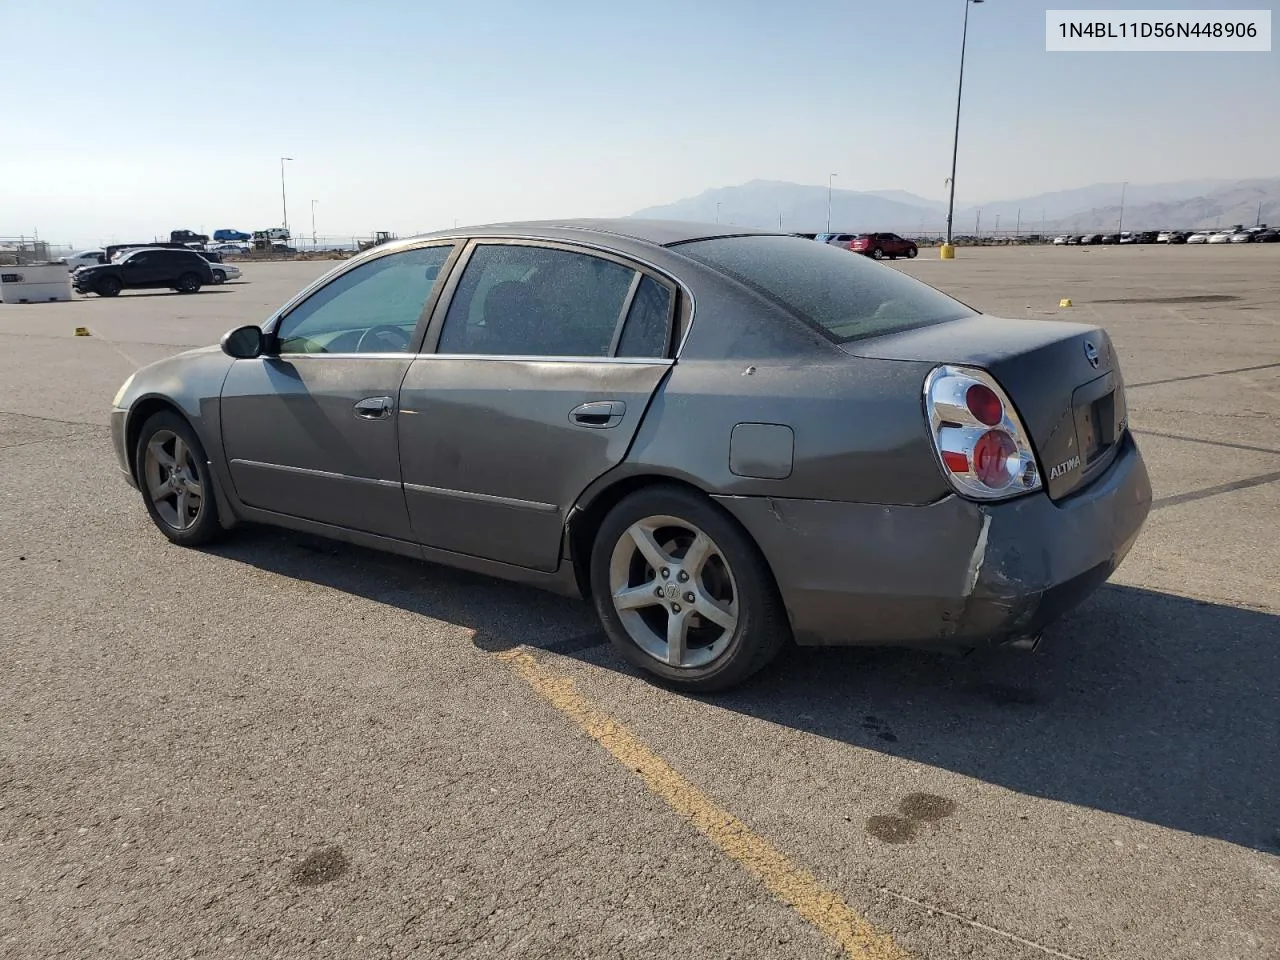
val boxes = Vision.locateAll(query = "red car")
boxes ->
[849,232,918,260]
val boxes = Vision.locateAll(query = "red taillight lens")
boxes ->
[965,384,1003,426]
[973,429,1018,487]
[925,364,1042,501]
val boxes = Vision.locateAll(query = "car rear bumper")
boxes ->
[713,431,1152,649]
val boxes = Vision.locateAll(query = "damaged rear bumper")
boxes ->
[713,431,1152,648]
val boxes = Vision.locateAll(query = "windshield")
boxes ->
[673,234,975,343]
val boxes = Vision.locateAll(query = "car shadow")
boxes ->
[210,526,1280,855]
[116,289,234,298]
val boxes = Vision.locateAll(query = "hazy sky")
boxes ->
[3,0,1276,245]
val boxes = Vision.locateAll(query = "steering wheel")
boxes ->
[355,324,412,353]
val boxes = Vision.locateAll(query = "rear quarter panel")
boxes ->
[612,354,949,506]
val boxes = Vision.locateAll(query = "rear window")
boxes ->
[673,234,974,343]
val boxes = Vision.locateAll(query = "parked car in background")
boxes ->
[1159,230,1189,244]
[73,247,214,297]
[1065,235,1081,245]
[209,242,250,255]
[814,233,857,249]
[1253,229,1280,243]
[1186,232,1210,244]
[1052,235,1070,245]
[1133,231,1159,244]
[63,249,106,271]
[1100,234,1119,245]
[213,229,252,242]
[105,219,1151,691]
[848,232,918,259]
[198,251,242,283]
[1208,231,1233,244]
[1229,230,1254,243]
[1080,234,1101,245]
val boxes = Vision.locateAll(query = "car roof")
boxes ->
[408,217,778,249]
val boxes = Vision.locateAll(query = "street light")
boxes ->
[942,0,983,260]
[311,199,318,247]
[1117,180,1128,235]
[715,201,721,223]
[827,173,838,232]
[280,157,294,233]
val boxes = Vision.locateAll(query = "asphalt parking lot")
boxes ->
[2,244,1277,960]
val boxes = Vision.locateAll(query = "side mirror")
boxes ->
[221,325,265,359]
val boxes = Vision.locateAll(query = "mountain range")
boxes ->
[629,177,1280,236]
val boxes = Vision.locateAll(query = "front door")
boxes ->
[397,240,677,572]
[220,242,457,539]
[119,251,166,287]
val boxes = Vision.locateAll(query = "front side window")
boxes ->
[436,244,637,357]
[274,244,454,354]
[673,234,974,344]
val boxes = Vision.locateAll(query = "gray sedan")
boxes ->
[109,219,1152,691]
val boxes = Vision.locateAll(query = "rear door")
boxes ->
[397,240,677,572]
[219,242,458,538]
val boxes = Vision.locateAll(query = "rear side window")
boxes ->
[616,275,671,358]
[437,244,637,357]
[673,234,974,343]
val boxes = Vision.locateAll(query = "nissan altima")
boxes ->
[109,219,1152,691]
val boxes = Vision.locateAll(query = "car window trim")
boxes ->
[608,272,643,357]
[420,237,682,361]
[263,240,464,357]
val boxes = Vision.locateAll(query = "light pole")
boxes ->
[311,199,318,248]
[827,173,838,232]
[715,201,721,223]
[280,157,293,233]
[942,0,983,259]
[1117,181,1127,235]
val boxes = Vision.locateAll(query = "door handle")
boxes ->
[569,400,625,428]
[354,396,393,420]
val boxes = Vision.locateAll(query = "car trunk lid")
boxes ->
[842,314,1128,500]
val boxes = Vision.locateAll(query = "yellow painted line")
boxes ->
[497,649,910,960]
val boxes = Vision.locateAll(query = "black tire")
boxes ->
[871,247,885,260]
[906,246,918,258]
[589,484,790,693]
[97,276,122,297]
[176,272,201,293]
[133,410,225,547]
[212,270,226,284]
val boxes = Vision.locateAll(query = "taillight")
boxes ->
[924,364,1041,501]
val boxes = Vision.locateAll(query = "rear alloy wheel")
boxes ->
[176,272,201,293]
[590,486,789,692]
[135,411,225,546]
[97,276,122,297]
[906,246,918,258]
[872,246,885,260]
[212,269,226,284]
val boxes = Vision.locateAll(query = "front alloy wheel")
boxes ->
[144,429,204,532]
[135,411,225,546]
